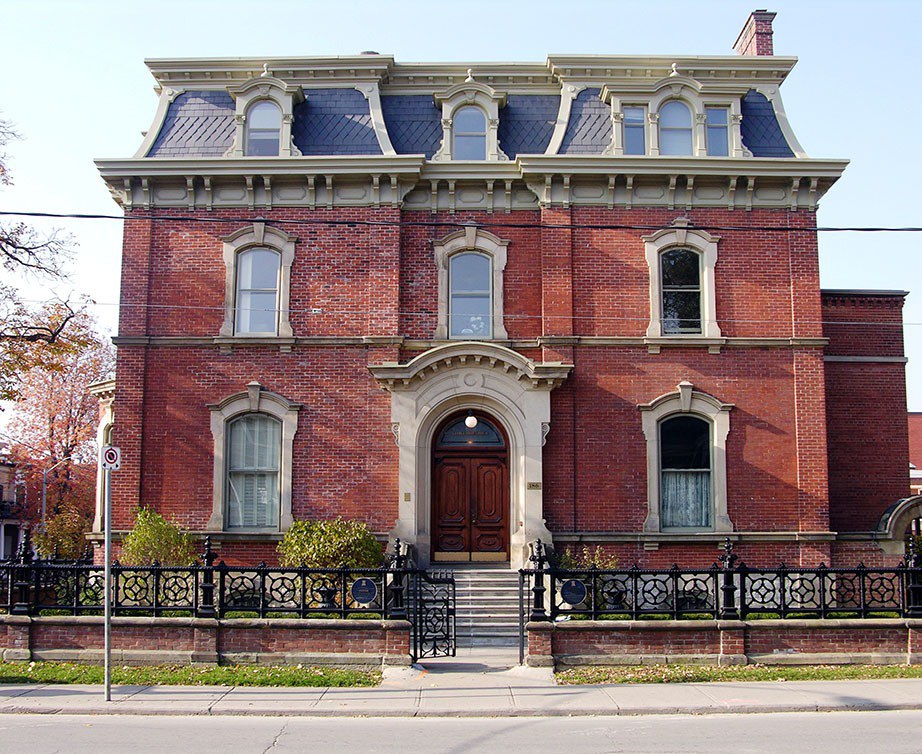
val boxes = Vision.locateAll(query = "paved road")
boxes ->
[3,710,922,753]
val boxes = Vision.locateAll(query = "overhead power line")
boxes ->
[3,209,922,234]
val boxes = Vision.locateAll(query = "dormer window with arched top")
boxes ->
[659,100,693,156]
[245,101,282,156]
[432,73,508,162]
[227,69,304,157]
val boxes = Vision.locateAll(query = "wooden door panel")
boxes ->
[471,458,507,554]
[433,458,470,553]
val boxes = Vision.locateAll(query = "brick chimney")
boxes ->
[733,10,777,56]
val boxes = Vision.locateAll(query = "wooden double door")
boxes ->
[431,413,509,562]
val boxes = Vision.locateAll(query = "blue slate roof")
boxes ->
[292,88,382,156]
[740,90,794,158]
[497,95,558,157]
[559,88,611,155]
[148,91,235,157]
[380,95,443,158]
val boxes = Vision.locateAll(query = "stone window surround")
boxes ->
[605,76,744,158]
[643,219,721,340]
[227,73,304,158]
[433,226,509,340]
[432,77,509,162]
[639,381,733,534]
[207,381,301,532]
[219,222,296,338]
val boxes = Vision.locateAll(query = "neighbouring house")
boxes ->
[0,444,26,561]
[910,412,922,496]
[92,9,913,570]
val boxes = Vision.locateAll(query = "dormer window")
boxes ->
[432,73,508,162]
[227,70,303,157]
[659,100,693,156]
[452,107,487,160]
[245,101,282,156]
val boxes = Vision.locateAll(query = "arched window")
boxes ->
[226,413,281,529]
[660,248,702,334]
[245,101,282,156]
[452,106,487,160]
[658,100,693,156]
[449,252,492,338]
[660,415,711,528]
[235,248,280,335]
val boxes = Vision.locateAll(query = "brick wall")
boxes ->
[823,292,910,532]
[528,619,922,666]
[108,201,907,567]
[0,616,411,666]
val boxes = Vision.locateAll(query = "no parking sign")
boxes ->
[101,445,121,471]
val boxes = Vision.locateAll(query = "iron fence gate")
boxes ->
[409,569,456,662]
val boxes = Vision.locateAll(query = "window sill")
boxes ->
[214,336,295,353]
[644,336,726,354]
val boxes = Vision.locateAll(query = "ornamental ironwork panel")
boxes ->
[409,569,456,661]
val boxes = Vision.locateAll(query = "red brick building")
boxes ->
[93,11,914,568]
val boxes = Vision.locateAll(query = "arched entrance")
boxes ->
[431,411,509,562]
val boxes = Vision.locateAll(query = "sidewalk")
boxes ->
[3,650,922,717]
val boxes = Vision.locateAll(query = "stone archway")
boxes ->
[370,342,572,568]
[876,495,922,556]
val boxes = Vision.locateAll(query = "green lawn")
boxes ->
[0,661,380,687]
[557,664,922,685]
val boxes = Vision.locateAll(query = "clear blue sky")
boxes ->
[2,0,919,409]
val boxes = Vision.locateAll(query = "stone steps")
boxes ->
[450,566,522,647]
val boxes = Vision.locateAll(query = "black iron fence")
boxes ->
[520,538,922,625]
[0,537,424,621]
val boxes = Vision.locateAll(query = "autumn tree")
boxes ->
[0,118,78,401]
[6,313,114,550]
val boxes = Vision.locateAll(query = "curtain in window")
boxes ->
[660,415,711,528]
[661,470,711,528]
[227,414,281,528]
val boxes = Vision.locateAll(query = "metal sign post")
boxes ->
[100,445,121,702]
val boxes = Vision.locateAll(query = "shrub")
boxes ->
[121,508,196,566]
[33,504,91,560]
[277,518,383,569]
[556,545,619,570]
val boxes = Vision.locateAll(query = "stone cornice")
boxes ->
[547,54,798,86]
[145,55,395,91]
[516,155,849,181]
[96,154,847,210]
[144,55,797,93]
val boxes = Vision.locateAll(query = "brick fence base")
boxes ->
[0,616,412,667]
[526,619,922,667]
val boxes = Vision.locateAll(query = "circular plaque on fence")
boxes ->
[560,578,588,606]
[350,577,378,605]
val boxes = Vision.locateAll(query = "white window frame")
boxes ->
[225,413,282,530]
[432,77,508,162]
[643,219,721,339]
[207,381,300,532]
[639,381,733,533]
[449,251,494,339]
[227,73,304,157]
[219,222,296,338]
[433,226,508,340]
